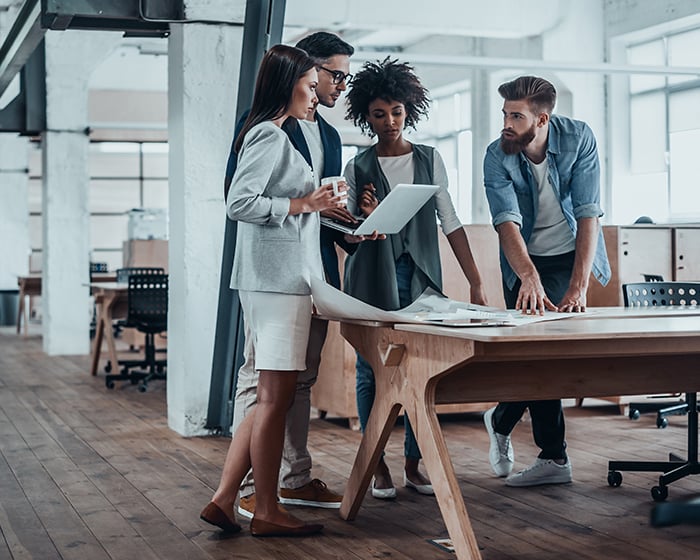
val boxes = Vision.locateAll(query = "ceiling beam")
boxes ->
[353,50,700,77]
[0,0,43,96]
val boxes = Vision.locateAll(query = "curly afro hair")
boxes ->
[345,57,430,137]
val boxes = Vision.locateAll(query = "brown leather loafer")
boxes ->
[200,502,242,534]
[250,516,323,537]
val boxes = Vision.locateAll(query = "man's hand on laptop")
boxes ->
[320,207,357,223]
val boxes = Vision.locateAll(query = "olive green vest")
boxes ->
[343,144,443,311]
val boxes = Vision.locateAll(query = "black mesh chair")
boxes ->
[625,275,685,427]
[116,267,164,284]
[109,267,165,343]
[608,281,700,502]
[105,273,168,392]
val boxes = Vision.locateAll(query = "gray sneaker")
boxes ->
[483,407,514,477]
[505,458,572,487]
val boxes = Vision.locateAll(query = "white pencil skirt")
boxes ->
[238,290,312,372]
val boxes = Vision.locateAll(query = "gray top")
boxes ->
[226,121,323,295]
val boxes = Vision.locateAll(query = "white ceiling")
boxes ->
[2,0,700,142]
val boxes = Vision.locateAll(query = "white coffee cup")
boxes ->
[321,175,346,197]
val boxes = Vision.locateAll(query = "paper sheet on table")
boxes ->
[311,277,514,326]
[311,277,582,326]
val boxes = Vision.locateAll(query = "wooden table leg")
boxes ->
[339,398,402,520]
[16,290,24,335]
[90,295,106,376]
[339,322,404,520]
[102,294,119,377]
[407,388,483,560]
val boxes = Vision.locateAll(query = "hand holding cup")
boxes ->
[321,175,348,207]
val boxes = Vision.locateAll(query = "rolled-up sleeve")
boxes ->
[483,147,523,228]
[570,123,604,220]
[226,125,290,226]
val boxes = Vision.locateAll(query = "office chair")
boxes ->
[608,281,700,502]
[115,266,165,284]
[105,273,168,393]
[105,267,165,350]
[626,274,687,428]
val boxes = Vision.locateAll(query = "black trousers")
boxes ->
[491,251,575,460]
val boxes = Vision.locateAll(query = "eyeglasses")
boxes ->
[319,66,353,85]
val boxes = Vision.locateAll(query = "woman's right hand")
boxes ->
[289,184,346,215]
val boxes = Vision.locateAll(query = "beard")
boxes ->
[500,123,536,155]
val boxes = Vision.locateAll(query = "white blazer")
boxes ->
[227,121,323,295]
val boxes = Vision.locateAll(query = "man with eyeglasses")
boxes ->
[223,32,356,521]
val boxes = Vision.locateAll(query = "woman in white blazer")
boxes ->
[200,44,344,538]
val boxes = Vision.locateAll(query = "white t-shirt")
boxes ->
[527,158,575,256]
[343,149,463,236]
[299,119,324,186]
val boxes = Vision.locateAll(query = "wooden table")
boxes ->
[16,275,41,336]
[89,282,127,377]
[337,308,700,560]
[16,273,117,336]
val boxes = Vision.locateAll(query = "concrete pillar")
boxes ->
[471,68,493,225]
[0,135,30,290]
[42,30,120,355]
[167,22,243,436]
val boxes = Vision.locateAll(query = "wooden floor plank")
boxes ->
[0,396,110,560]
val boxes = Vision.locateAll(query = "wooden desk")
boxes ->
[337,309,700,560]
[16,273,117,337]
[90,283,127,377]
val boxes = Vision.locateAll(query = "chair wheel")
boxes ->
[104,361,112,373]
[138,384,147,393]
[607,470,622,487]
[651,485,669,502]
[657,417,669,429]
[629,408,640,420]
[106,380,115,389]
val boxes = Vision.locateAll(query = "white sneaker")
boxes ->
[505,458,572,487]
[484,407,514,477]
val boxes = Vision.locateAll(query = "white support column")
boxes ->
[167,22,243,436]
[0,135,30,289]
[42,30,120,355]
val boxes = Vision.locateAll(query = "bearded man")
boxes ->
[481,75,611,487]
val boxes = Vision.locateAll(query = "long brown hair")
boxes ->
[235,44,315,153]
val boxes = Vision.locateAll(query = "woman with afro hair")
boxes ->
[342,57,488,499]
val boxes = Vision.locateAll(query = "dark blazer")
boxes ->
[225,111,354,288]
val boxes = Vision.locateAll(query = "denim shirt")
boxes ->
[483,114,611,290]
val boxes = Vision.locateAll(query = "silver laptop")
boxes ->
[321,183,439,236]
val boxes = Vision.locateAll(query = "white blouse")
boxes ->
[343,148,463,236]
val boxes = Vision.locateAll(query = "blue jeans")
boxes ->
[355,254,421,460]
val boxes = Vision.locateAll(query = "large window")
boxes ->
[28,141,168,271]
[627,28,700,222]
[417,89,473,223]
